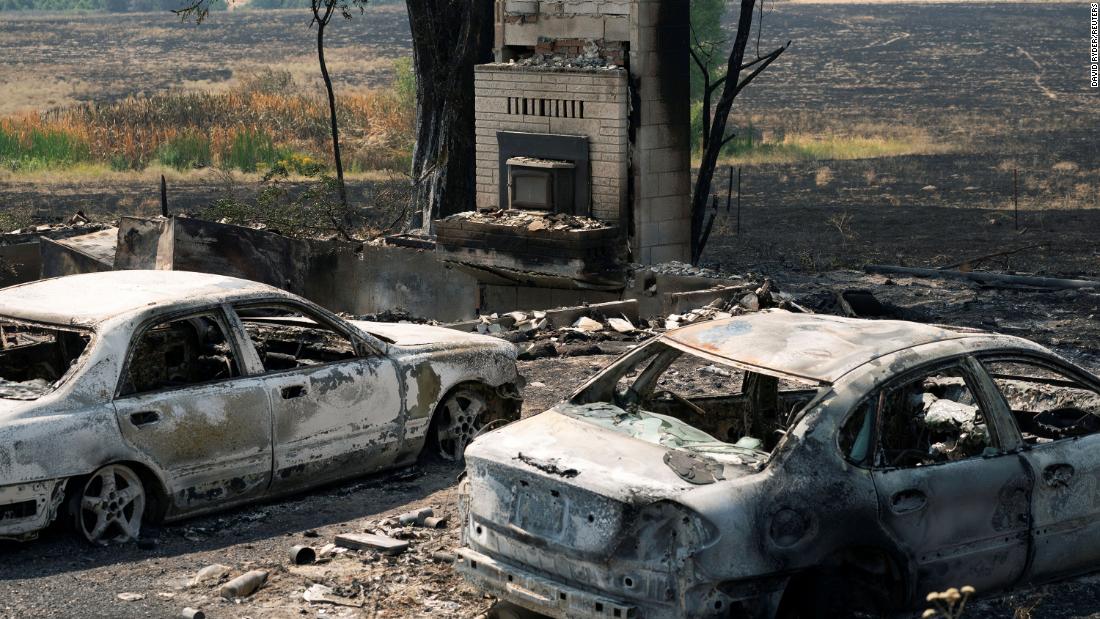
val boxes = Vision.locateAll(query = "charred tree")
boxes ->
[310,0,351,214]
[405,0,494,232]
[689,0,789,264]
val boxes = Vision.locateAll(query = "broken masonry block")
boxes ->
[334,532,409,555]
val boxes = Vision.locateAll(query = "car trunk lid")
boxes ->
[464,408,749,562]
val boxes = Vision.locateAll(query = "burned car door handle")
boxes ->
[890,489,928,514]
[129,411,160,427]
[281,384,308,400]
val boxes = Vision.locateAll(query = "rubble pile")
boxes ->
[641,260,729,280]
[0,218,110,245]
[351,309,438,325]
[463,278,796,361]
[172,504,474,617]
[512,43,623,71]
[446,209,611,232]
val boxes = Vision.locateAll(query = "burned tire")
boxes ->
[427,386,491,463]
[69,463,146,545]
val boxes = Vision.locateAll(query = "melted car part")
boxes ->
[663,450,725,485]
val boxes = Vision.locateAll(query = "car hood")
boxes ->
[466,404,758,504]
[350,321,505,348]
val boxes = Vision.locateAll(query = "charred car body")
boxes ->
[457,310,1100,617]
[0,271,520,544]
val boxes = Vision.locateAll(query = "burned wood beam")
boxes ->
[865,264,1100,290]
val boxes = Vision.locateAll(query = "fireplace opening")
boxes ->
[507,157,576,213]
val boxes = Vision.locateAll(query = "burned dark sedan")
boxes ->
[456,310,1100,618]
[0,271,520,544]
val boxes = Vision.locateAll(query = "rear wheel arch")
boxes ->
[776,545,908,617]
[421,381,520,462]
[66,460,170,525]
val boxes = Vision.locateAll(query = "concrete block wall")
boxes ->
[474,65,629,223]
[498,0,632,49]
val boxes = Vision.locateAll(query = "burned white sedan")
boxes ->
[0,271,520,544]
[458,311,1100,618]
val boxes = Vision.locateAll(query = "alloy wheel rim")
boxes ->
[79,464,145,545]
[437,391,487,461]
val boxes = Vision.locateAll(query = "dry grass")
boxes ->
[0,70,415,176]
[694,111,950,166]
[715,131,948,165]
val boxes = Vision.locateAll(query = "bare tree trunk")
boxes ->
[406,0,493,233]
[690,0,787,264]
[316,15,348,210]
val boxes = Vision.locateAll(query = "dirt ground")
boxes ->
[2,271,1100,619]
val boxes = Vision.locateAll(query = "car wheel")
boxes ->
[432,387,489,462]
[71,464,146,545]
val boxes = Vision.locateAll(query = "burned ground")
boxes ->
[2,3,1096,279]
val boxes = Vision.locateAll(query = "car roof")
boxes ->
[662,310,996,384]
[0,270,287,327]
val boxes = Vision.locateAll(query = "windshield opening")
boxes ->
[568,342,824,466]
[0,318,92,400]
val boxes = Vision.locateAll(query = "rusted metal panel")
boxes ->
[665,311,978,384]
[39,228,118,278]
[307,243,481,323]
[0,242,42,289]
[167,216,316,293]
[114,216,168,270]
[119,217,481,322]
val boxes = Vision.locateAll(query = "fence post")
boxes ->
[1013,168,1018,231]
[736,167,742,235]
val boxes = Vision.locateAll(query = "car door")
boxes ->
[227,301,404,492]
[112,308,273,514]
[976,354,1100,583]
[867,358,1031,601]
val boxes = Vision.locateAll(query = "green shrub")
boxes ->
[0,125,91,169]
[222,129,289,173]
[393,57,416,109]
[156,131,212,170]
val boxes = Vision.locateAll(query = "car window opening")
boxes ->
[0,319,91,400]
[121,315,239,395]
[842,367,995,469]
[569,342,823,467]
[236,306,357,371]
[984,359,1100,443]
